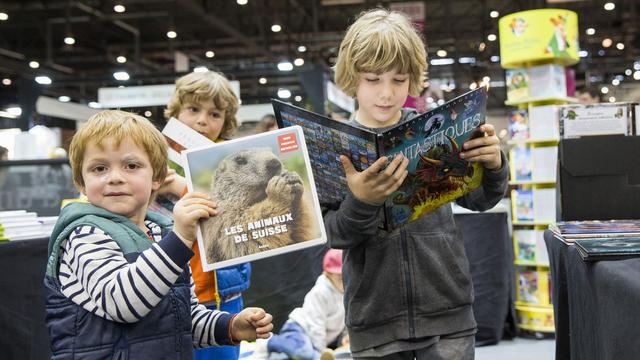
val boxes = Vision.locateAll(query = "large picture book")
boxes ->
[182,126,327,270]
[574,237,640,261]
[273,87,488,230]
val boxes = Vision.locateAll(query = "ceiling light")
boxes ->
[625,69,632,76]
[35,76,52,85]
[635,62,640,70]
[88,102,101,108]
[578,50,588,57]
[193,66,208,73]
[293,58,304,66]
[29,61,40,69]
[586,28,595,35]
[598,49,605,56]
[113,4,126,13]
[490,56,500,62]
[634,71,640,80]
[144,111,152,117]
[487,34,497,42]
[611,78,620,86]
[2,78,11,86]
[478,42,486,51]
[436,49,447,57]
[205,50,215,58]
[616,43,625,50]
[604,2,615,11]
[608,96,616,102]
[602,38,612,48]
[113,71,130,81]
[469,82,478,90]
[277,61,293,71]
[116,56,127,63]
[237,0,248,5]
[297,45,307,53]
[437,99,445,106]
[482,76,491,83]
[294,95,302,102]
[430,58,455,66]
[6,107,21,117]
[0,12,8,21]
[459,57,476,64]
[277,88,291,99]
[64,36,75,45]
[600,86,609,94]
[167,30,177,39]
[271,24,281,33]
[259,77,267,84]
[489,10,499,18]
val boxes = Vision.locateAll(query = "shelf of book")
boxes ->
[507,138,559,146]
[509,180,556,186]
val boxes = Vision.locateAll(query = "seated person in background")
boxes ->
[577,87,602,104]
[255,114,279,133]
[255,249,347,360]
[44,110,273,359]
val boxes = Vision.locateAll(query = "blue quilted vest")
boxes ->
[44,203,193,359]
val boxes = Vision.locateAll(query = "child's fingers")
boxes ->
[365,156,389,176]
[255,324,273,336]
[339,155,357,177]
[380,154,405,179]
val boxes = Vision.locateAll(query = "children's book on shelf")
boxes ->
[506,68,530,102]
[574,237,640,261]
[559,102,634,139]
[510,145,532,181]
[508,109,529,140]
[182,126,327,271]
[549,219,640,243]
[514,229,548,264]
[273,86,488,230]
[512,188,534,222]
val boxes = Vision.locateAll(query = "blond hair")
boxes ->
[165,71,239,139]
[69,110,168,191]
[334,8,428,97]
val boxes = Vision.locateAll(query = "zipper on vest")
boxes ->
[400,229,415,337]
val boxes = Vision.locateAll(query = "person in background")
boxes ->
[0,145,8,161]
[162,70,252,360]
[255,249,347,360]
[324,8,509,359]
[255,114,279,133]
[577,87,602,104]
[44,110,272,359]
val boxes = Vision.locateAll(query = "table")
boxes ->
[0,212,513,358]
[545,230,640,360]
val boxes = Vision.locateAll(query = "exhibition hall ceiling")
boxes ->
[0,0,638,106]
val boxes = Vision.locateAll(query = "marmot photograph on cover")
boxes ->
[183,127,326,271]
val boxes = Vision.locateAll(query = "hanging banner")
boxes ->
[499,8,579,69]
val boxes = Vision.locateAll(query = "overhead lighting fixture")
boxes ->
[489,10,499,18]
[58,96,71,102]
[64,35,75,45]
[602,38,612,48]
[490,55,500,62]
[604,2,615,11]
[29,61,40,69]
[277,61,293,71]
[469,82,478,90]
[586,28,595,35]
[478,42,486,52]
[88,102,101,108]
[634,71,640,80]
[113,4,126,13]
[113,71,130,81]
[293,58,304,66]
[436,49,447,57]
[487,34,497,42]
[616,43,625,50]
[458,57,476,64]
[144,111,152,117]
[430,58,455,66]
[635,62,640,70]
[205,50,215,58]
[6,107,22,117]
[437,99,445,106]
[297,45,307,53]
[609,96,616,102]
[116,56,127,63]
[2,78,11,86]
[578,50,588,57]
[612,78,620,86]
[237,0,248,5]
[294,95,302,102]
[277,88,291,99]
[600,86,609,94]
[482,76,491,83]
[259,77,267,84]
[271,24,282,33]
[35,76,52,85]
[167,29,177,39]
[0,12,8,21]
[625,69,632,76]
[193,66,208,73]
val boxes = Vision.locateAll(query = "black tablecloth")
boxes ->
[0,212,513,359]
[545,230,640,360]
[245,211,515,346]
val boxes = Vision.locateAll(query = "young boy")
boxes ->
[162,70,251,360]
[44,110,272,359]
[326,9,509,359]
[255,249,346,360]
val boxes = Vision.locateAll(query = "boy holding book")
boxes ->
[162,70,252,360]
[44,110,272,359]
[325,9,509,359]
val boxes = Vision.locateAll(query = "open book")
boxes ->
[182,126,327,270]
[273,86,488,230]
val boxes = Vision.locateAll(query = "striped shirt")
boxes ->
[58,220,231,348]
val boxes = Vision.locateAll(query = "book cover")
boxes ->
[514,229,537,262]
[510,145,532,181]
[574,237,640,261]
[506,68,530,102]
[512,188,534,222]
[182,126,327,271]
[508,109,529,140]
[273,87,488,230]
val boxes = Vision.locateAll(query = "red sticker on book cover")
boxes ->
[278,133,298,153]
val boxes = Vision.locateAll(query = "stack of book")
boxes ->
[549,220,640,261]
[0,210,56,241]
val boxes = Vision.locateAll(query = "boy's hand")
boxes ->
[340,154,409,206]
[158,168,187,197]
[231,307,273,341]
[460,124,502,170]
[172,192,217,248]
